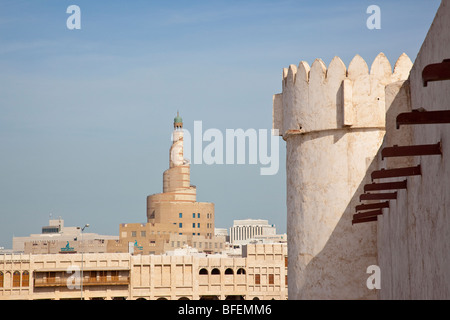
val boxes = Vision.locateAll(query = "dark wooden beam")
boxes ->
[397,110,450,129]
[353,209,383,220]
[355,201,389,212]
[371,165,421,181]
[422,59,450,87]
[381,142,441,160]
[364,180,407,192]
[360,192,397,201]
[352,216,378,225]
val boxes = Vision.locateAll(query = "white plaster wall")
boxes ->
[274,53,412,299]
[378,0,450,299]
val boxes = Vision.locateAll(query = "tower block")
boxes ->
[273,53,413,299]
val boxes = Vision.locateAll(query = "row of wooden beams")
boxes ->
[354,59,448,225]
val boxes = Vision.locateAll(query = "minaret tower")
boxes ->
[163,112,190,192]
[170,111,185,168]
[146,113,214,240]
[146,112,215,239]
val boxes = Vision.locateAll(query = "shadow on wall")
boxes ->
[296,80,413,300]
[297,144,381,300]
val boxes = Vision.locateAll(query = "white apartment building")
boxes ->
[229,219,285,245]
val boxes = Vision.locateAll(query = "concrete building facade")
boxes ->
[0,243,287,300]
[14,218,118,254]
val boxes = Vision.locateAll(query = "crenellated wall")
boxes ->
[274,53,413,138]
[273,53,412,299]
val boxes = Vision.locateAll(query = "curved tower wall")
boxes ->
[273,53,412,299]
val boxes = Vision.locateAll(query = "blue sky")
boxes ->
[0,0,441,248]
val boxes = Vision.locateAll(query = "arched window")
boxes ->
[13,271,20,287]
[211,268,220,275]
[199,268,208,275]
[225,268,233,275]
[22,271,29,287]
[237,268,246,275]
[0,272,3,288]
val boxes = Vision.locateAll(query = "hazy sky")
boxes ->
[0,0,441,248]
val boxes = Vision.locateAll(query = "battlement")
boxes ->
[273,53,412,138]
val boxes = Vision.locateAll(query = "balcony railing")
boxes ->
[34,276,129,287]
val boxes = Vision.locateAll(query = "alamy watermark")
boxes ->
[171,121,280,176]
[366,265,381,290]
[66,265,81,289]
[366,5,381,30]
[66,5,81,30]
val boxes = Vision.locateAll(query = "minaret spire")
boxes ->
[170,111,184,167]
[174,111,183,129]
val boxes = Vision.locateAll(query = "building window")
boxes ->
[198,213,200,218]
[131,231,137,237]
[211,268,220,275]
[0,272,3,288]
[99,271,107,282]
[47,272,56,284]
[255,274,261,285]
[193,213,195,218]
[269,274,274,285]
[193,223,196,228]
[237,268,246,275]
[179,223,182,228]
[90,271,97,282]
[111,271,119,282]
[13,271,20,287]
[197,223,200,228]
[179,213,183,218]
[141,231,146,237]
[199,268,208,275]
[225,268,233,275]
[22,271,29,287]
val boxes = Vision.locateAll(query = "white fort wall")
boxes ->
[377,0,450,300]
[273,53,412,299]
